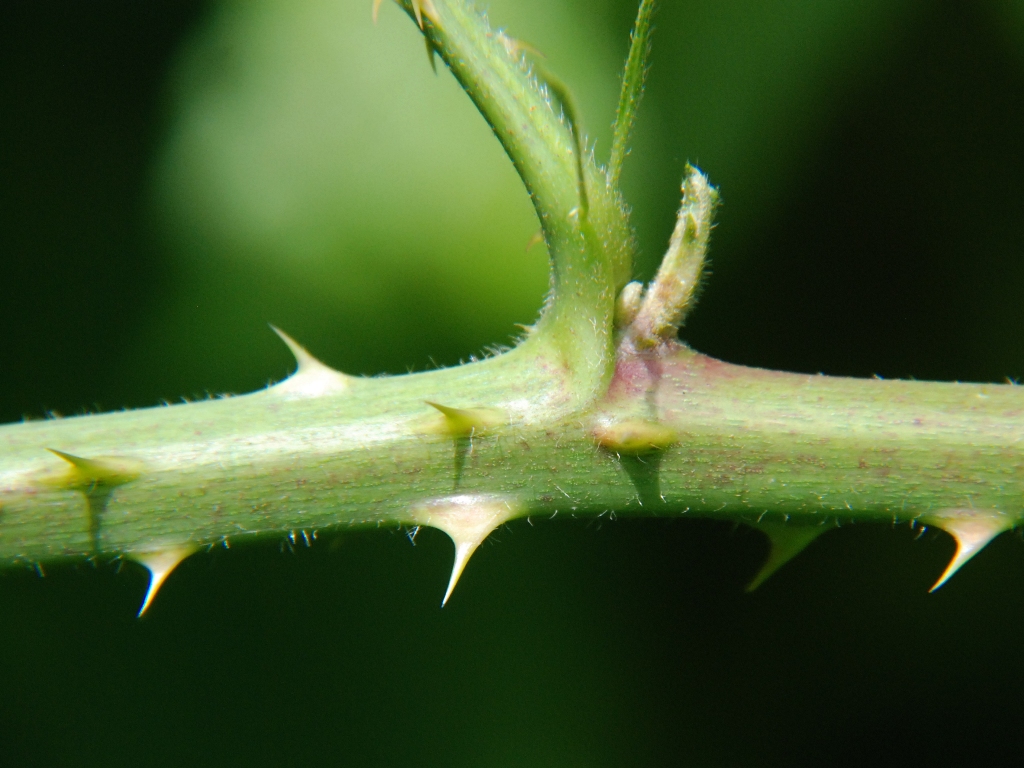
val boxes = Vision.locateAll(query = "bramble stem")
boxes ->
[1,341,1022,564]
[0,0,1020,600]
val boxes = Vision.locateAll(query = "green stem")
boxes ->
[0,343,1021,564]
[0,0,1019,601]
[404,0,631,402]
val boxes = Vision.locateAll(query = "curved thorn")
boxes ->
[269,325,350,398]
[593,418,676,455]
[389,0,437,31]
[426,401,506,438]
[443,539,477,607]
[46,450,143,553]
[48,448,100,472]
[409,494,521,606]
[925,510,1011,592]
[132,545,198,617]
[525,229,545,253]
[46,449,141,488]
[414,0,438,30]
[425,403,507,489]
[425,36,438,73]
[746,521,829,592]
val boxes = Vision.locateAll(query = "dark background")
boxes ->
[2,0,1024,765]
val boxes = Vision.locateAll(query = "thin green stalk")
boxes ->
[608,0,655,188]
[399,0,630,402]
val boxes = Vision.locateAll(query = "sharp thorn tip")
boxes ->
[409,494,521,607]
[925,510,1010,592]
[442,540,475,606]
[269,325,350,397]
[133,546,197,617]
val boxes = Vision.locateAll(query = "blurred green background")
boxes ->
[3,0,1024,764]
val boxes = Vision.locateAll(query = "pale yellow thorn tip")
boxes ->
[746,521,829,592]
[925,510,1011,592]
[409,494,521,606]
[525,229,545,253]
[48,448,96,471]
[133,545,198,617]
[443,539,477,607]
[412,0,439,30]
[375,0,437,30]
[269,325,350,398]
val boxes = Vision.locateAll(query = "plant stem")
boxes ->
[1,0,1020,599]
[1,341,1021,565]
[406,0,631,402]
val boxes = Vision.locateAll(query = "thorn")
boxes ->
[746,521,829,592]
[593,418,676,455]
[269,325,350,398]
[525,229,545,253]
[444,539,477,607]
[375,0,438,30]
[132,545,198,617]
[425,37,438,74]
[425,403,507,490]
[45,450,143,553]
[425,403,506,489]
[616,452,665,508]
[46,449,141,489]
[409,494,521,605]
[426,401,506,438]
[502,35,546,61]
[925,509,1011,591]
[412,0,439,30]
